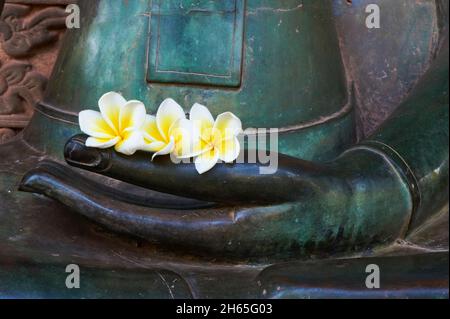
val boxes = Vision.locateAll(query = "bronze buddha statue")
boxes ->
[0,0,448,298]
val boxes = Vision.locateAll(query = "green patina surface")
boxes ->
[38,0,353,161]
[147,0,246,87]
[0,0,447,298]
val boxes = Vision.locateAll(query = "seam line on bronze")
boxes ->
[34,102,79,125]
[34,85,353,133]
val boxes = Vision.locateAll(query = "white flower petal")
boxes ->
[140,141,167,153]
[170,118,203,159]
[114,131,144,156]
[151,137,175,161]
[142,115,164,142]
[120,100,146,132]
[214,112,243,140]
[218,136,240,163]
[79,110,116,139]
[85,136,120,149]
[190,103,214,133]
[194,148,219,174]
[156,98,186,141]
[98,92,127,133]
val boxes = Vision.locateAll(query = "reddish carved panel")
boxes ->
[0,0,68,142]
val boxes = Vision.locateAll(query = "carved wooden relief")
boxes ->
[0,0,68,142]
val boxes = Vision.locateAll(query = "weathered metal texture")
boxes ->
[0,142,446,299]
[20,145,412,260]
[147,0,246,87]
[334,0,442,138]
[29,0,355,161]
[19,21,448,260]
[368,37,449,232]
[0,139,263,299]
[0,141,259,298]
[1,264,194,299]
[257,252,449,299]
[0,0,448,299]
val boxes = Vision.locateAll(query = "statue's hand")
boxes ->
[19,37,448,259]
[19,134,413,259]
[63,135,332,205]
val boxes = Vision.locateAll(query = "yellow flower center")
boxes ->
[201,127,222,151]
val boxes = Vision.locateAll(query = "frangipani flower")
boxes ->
[187,103,243,174]
[79,92,146,155]
[140,98,197,160]
[79,93,243,175]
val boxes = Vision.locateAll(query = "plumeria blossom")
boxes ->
[79,92,146,155]
[186,103,243,174]
[79,93,244,175]
[140,98,198,160]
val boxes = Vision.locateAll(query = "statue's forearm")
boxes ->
[357,40,449,231]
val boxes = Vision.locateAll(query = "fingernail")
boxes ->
[64,135,109,171]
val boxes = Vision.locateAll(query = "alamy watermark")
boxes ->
[65,264,80,289]
[365,264,381,289]
[169,128,280,175]
[64,263,381,291]
[65,4,80,29]
[366,4,381,29]
[64,3,381,30]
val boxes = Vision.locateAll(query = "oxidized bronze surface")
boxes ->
[0,0,448,299]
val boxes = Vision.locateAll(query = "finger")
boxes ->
[64,134,315,204]
[18,163,289,258]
